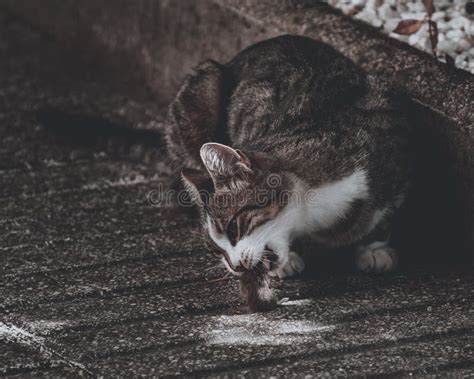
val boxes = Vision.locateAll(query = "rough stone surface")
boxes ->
[0,4,473,378]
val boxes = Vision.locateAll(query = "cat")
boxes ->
[166,35,411,279]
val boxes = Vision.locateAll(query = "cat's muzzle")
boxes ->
[235,249,278,273]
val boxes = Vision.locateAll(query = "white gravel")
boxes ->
[329,0,474,73]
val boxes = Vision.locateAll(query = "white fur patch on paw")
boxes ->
[355,241,399,274]
[269,251,305,279]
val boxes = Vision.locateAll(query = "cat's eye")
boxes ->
[226,218,239,245]
[240,198,271,213]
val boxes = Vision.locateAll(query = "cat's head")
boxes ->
[182,142,302,275]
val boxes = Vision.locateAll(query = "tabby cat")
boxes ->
[166,35,410,279]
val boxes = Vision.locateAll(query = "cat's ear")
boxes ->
[200,143,253,185]
[180,168,213,205]
[169,60,228,162]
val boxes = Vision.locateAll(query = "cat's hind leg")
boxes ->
[355,240,399,273]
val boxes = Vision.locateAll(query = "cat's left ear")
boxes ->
[200,143,253,185]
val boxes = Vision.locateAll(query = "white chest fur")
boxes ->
[303,169,369,231]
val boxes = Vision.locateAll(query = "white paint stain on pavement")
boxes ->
[27,320,68,336]
[279,298,315,306]
[0,321,92,375]
[205,314,334,346]
[0,322,42,343]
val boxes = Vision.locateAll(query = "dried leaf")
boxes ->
[429,20,438,53]
[423,0,435,17]
[393,19,425,35]
[445,54,455,67]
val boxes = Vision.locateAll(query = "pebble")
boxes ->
[432,11,446,21]
[458,39,471,50]
[437,21,450,32]
[378,4,397,19]
[384,18,400,31]
[447,30,463,39]
[329,0,474,73]
[438,40,452,52]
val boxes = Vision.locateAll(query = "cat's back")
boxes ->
[226,35,367,144]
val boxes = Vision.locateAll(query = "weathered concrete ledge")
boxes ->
[1,0,472,254]
[2,1,472,124]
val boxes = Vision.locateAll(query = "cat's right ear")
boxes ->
[180,168,213,206]
[169,60,228,163]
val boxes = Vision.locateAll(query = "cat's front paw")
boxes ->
[355,241,399,274]
[269,251,305,279]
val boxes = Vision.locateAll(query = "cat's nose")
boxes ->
[235,263,246,272]
[237,255,258,271]
[237,251,278,272]
[239,257,252,271]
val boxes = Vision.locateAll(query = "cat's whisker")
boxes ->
[204,262,226,272]
[206,272,232,284]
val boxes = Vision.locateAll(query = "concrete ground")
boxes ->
[1,11,473,379]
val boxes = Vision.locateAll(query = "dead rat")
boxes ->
[239,270,278,312]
